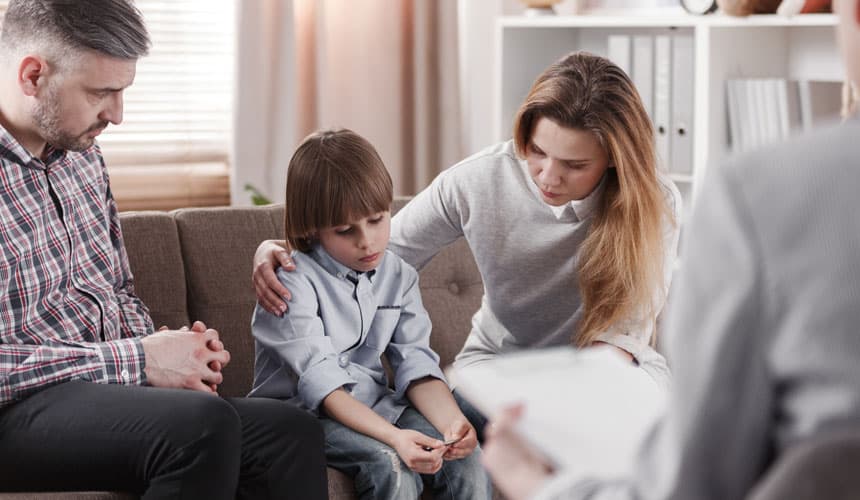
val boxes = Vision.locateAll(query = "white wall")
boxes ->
[457,0,503,155]
[457,0,589,156]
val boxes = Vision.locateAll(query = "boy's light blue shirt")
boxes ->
[249,243,446,423]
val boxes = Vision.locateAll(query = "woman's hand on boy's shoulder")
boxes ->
[253,239,295,315]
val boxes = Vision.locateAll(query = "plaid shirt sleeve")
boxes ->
[0,338,146,406]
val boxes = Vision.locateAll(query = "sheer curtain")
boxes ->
[232,0,462,205]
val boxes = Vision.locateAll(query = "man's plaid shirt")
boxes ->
[0,124,153,407]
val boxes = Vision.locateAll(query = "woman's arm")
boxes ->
[590,341,634,362]
[388,173,465,270]
[252,239,294,315]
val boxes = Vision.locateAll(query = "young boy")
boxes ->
[250,129,491,500]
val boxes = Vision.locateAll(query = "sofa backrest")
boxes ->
[119,198,483,398]
[120,210,191,329]
[172,205,284,397]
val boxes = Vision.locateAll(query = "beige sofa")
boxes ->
[3,201,857,499]
[0,200,483,499]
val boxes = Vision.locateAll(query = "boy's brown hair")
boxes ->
[285,129,393,252]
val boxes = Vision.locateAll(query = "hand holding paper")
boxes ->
[449,346,667,479]
[482,403,554,500]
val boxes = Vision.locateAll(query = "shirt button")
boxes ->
[338,354,349,368]
[337,273,345,279]
[120,369,130,383]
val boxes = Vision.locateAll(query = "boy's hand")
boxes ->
[391,429,445,474]
[442,418,478,460]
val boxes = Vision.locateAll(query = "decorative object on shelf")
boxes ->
[717,0,830,16]
[681,0,718,14]
[519,0,563,16]
[776,0,832,15]
[581,0,678,8]
[716,0,782,15]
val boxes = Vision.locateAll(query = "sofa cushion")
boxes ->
[173,205,283,398]
[119,211,190,330]
[414,237,482,367]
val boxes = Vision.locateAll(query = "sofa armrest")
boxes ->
[748,428,860,500]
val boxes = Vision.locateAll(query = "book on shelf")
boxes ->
[607,34,632,77]
[653,34,672,172]
[726,77,746,153]
[632,35,654,118]
[616,32,694,175]
[447,346,666,478]
[798,80,843,130]
[726,78,842,153]
[670,34,694,175]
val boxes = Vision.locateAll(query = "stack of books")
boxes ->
[607,33,694,176]
[726,79,843,153]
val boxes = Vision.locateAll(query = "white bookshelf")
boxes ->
[494,13,842,213]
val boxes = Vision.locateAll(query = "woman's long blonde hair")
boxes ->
[513,52,674,347]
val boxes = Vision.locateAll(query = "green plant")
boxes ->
[244,184,273,206]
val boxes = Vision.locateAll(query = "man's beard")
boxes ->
[32,84,107,152]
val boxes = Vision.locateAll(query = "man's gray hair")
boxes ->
[1,0,150,60]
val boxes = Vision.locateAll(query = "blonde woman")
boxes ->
[252,51,681,439]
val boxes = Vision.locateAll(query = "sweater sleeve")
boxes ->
[389,170,465,270]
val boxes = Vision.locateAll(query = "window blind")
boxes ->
[0,0,235,211]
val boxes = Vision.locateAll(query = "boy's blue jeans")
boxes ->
[321,407,492,500]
